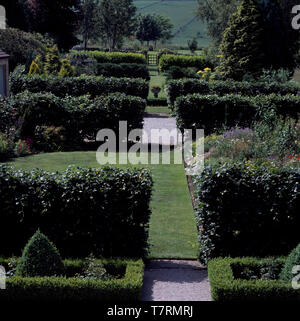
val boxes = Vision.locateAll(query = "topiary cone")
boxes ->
[15,229,65,277]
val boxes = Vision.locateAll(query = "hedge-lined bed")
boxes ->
[194,162,300,264]
[9,74,149,99]
[0,258,144,302]
[159,54,212,72]
[166,79,300,107]
[208,257,300,301]
[84,51,147,65]
[0,165,153,258]
[175,93,300,133]
[96,63,150,80]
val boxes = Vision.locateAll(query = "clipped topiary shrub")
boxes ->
[15,230,65,277]
[280,244,300,282]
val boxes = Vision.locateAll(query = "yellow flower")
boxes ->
[217,55,224,58]
[197,70,203,74]
[204,67,211,72]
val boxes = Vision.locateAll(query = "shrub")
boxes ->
[166,79,300,107]
[34,126,66,152]
[0,258,144,302]
[175,94,300,134]
[0,28,46,71]
[15,230,65,277]
[96,63,150,80]
[58,55,75,78]
[84,51,147,65]
[159,54,212,72]
[280,244,300,282]
[14,139,32,157]
[0,133,14,161]
[208,257,300,301]
[165,66,199,81]
[194,161,300,264]
[0,165,153,258]
[9,74,149,99]
[44,45,61,76]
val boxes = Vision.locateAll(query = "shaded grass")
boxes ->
[148,66,167,99]
[6,151,199,259]
[145,106,171,115]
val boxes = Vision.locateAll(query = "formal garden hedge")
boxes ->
[9,74,149,99]
[208,257,300,301]
[96,63,150,80]
[0,165,153,258]
[159,54,213,72]
[4,91,146,141]
[0,258,144,302]
[175,93,300,133]
[166,79,300,107]
[194,162,300,264]
[84,51,147,65]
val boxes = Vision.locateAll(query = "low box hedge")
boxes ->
[0,165,153,258]
[208,257,300,301]
[0,258,144,302]
[159,54,212,72]
[96,63,150,80]
[175,93,300,133]
[166,79,300,107]
[84,51,147,65]
[194,162,300,264]
[9,74,149,99]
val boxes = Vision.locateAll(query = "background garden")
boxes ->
[0,0,300,302]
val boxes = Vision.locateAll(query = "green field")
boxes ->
[134,0,210,47]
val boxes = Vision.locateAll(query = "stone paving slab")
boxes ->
[141,260,211,302]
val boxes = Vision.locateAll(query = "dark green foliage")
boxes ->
[208,257,300,301]
[0,258,144,302]
[159,54,213,72]
[174,93,300,133]
[85,51,147,65]
[15,230,65,277]
[280,244,300,282]
[166,66,199,81]
[0,165,153,258]
[147,98,168,107]
[96,63,150,80]
[0,133,14,161]
[166,79,300,107]
[194,162,300,264]
[44,45,61,76]
[9,74,149,99]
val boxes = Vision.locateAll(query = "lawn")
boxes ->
[145,106,171,115]
[6,151,199,259]
[148,65,167,99]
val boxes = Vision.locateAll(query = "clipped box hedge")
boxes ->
[166,79,300,107]
[175,93,300,133]
[159,54,212,72]
[0,165,153,258]
[5,91,146,140]
[194,162,300,264]
[96,63,150,80]
[9,74,149,99]
[0,258,144,302]
[85,50,147,65]
[208,257,300,301]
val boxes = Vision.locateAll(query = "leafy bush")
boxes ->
[208,257,300,301]
[9,74,149,99]
[0,133,14,161]
[166,79,300,107]
[15,230,65,277]
[84,51,147,65]
[159,54,212,72]
[280,244,300,282]
[0,165,153,258]
[0,258,144,302]
[165,66,199,81]
[14,139,32,157]
[96,63,150,80]
[194,161,300,264]
[175,93,300,134]
[34,126,66,152]
[0,28,46,71]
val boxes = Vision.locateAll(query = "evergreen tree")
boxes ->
[217,0,266,80]
[44,45,61,75]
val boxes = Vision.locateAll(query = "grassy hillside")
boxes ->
[134,0,210,48]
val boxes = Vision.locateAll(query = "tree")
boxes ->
[1,0,30,31]
[217,0,266,80]
[26,0,81,50]
[44,45,61,75]
[188,38,198,53]
[98,0,137,50]
[79,0,101,50]
[155,15,173,44]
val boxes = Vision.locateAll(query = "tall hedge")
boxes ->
[0,165,153,258]
[84,51,147,65]
[175,93,300,133]
[96,63,150,80]
[194,162,300,264]
[9,74,149,99]
[166,79,300,107]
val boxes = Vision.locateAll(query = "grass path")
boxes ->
[7,151,199,259]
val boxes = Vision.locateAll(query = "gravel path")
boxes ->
[141,260,211,301]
